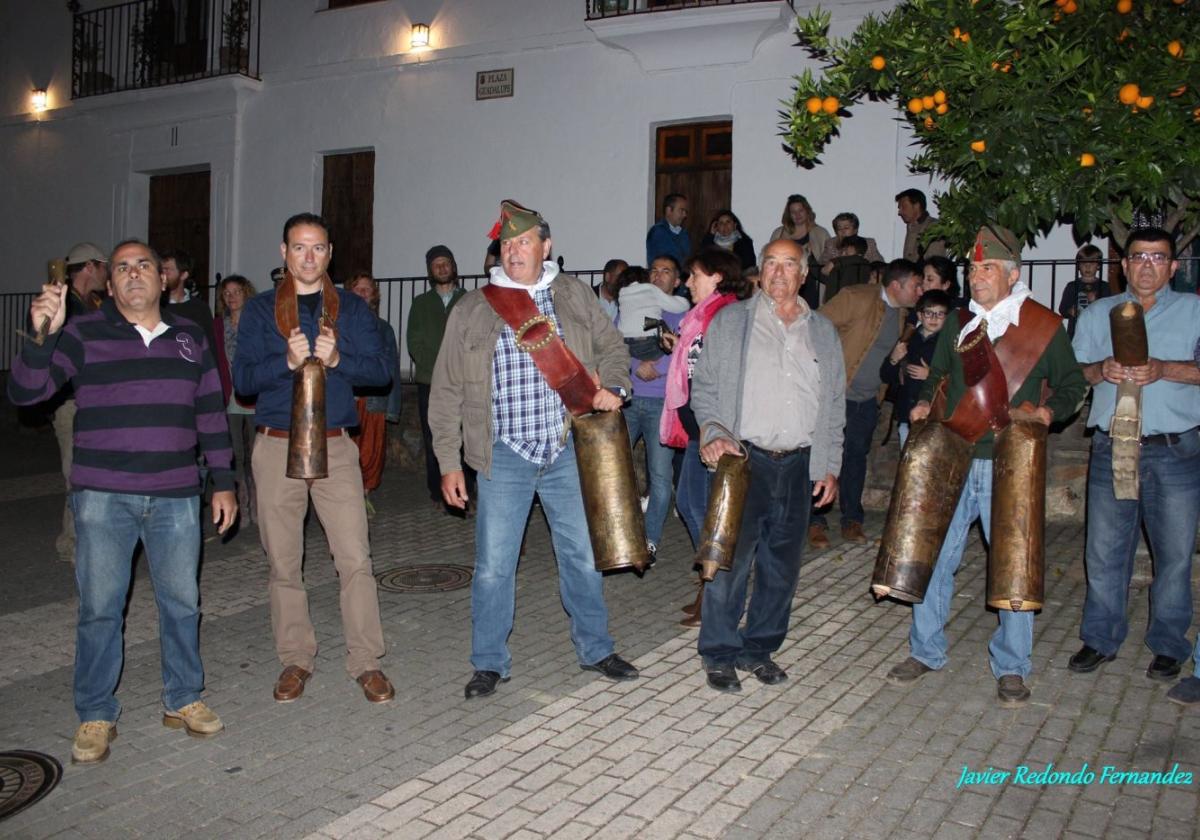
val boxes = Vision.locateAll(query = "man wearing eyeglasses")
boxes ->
[1066,227,1200,706]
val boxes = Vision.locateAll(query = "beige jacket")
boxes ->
[428,274,632,478]
[819,283,909,385]
[902,214,948,263]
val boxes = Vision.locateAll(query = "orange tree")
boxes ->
[782,0,1199,253]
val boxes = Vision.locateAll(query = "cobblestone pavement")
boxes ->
[2,425,1199,839]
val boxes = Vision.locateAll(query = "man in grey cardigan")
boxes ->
[691,238,846,692]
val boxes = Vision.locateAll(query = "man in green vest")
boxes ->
[885,224,1086,707]
[408,245,468,512]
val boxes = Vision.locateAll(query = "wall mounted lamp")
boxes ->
[31,89,48,113]
[411,23,430,49]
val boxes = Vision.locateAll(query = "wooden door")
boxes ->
[149,170,211,299]
[321,150,375,284]
[654,121,732,260]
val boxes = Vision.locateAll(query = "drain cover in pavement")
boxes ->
[376,564,473,593]
[0,751,62,822]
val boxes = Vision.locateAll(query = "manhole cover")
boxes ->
[376,564,473,593]
[0,751,62,822]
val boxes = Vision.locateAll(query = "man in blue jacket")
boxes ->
[234,213,395,706]
[646,193,691,267]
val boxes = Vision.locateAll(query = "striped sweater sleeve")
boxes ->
[194,335,236,492]
[7,327,83,406]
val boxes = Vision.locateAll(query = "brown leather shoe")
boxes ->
[808,523,831,550]
[841,522,868,543]
[273,665,312,703]
[356,670,395,703]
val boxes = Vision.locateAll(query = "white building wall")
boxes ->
[0,0,1098,310]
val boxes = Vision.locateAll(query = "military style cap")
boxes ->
[971,224,1022,264]
[489,199,545,241]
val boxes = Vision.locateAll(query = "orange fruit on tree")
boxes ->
[1063,0,1077,12]
[806,96,823,114]
[970,139,986,153]
[821,96,839,115]
[922,95,936,110]
[934,90,947,105]
[1116,0,1132,12]
[1168,41,1183,58]
[1117,28,1130,43]
[1136,95,1154,108]
[871,55,886,70]
[908,97,924,114]
[1080,153,1096,167]
[1082,106,1094,116]
[1118,83,1139,105]
[936,103,949,115]
[1169,85,1188,98]
[924,117,935,130]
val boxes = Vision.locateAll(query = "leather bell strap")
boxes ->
[481,284,598,417]
[942,301,1062,444]
[274,272,340,340]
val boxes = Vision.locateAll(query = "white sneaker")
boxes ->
[640,495,649,513]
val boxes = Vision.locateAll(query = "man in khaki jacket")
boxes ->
[429,200,638,700]
[809,259,922,547]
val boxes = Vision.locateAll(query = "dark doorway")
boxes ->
[321,150,375,284]
[654,121,732,259]
[149,169,211,299]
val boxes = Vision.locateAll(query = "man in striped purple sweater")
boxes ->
[9,239,236,764]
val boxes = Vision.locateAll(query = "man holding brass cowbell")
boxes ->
[429,200,639,700]
[882,224,1085,708]
[234,213,395,705]
[691,238,846,693]
[1067,227,1200,704]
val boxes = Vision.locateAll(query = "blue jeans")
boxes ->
[71,490,203,722]
[472,439,614,676]
[813,397,878,528]
[909,459,1034,679]
[700,446,811,666]
[625,397,674,546]
[1081,430,1200,663]
[676,440,712,549]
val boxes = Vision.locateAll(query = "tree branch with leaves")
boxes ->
[781,0,1199,253]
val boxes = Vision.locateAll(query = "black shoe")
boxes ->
[464,670,507,699]
[1147,655,1182,682]
[581,653,639,681]
[1067,645,1115,673]
[706,663,742,693]
[737,658,788,685]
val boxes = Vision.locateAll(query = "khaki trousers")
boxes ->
[52,399,77,557]
[252,432,385,676]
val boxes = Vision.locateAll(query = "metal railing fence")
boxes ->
[3,260,1198,374]
[585,0,788,19]
[73,0,261,99]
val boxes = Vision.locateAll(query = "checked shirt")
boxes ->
[492,286,567,466]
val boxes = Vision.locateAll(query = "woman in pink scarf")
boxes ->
[660,248,754,624]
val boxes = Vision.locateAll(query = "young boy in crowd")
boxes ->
[881,289,952,447]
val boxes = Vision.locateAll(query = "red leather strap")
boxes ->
[943,300,1062,443]
[481,284,598,417]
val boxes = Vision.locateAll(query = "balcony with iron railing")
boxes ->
[585,0,789,19]
[72,0,261,99]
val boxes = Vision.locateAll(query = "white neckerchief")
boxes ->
[488,261,559,296]
[957,280,1032,343]
[713,231,741,249]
